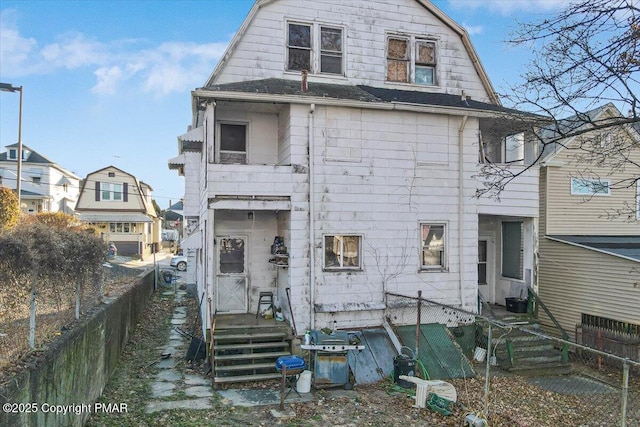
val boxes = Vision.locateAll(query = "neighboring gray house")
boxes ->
[170,0,540,339]
[0,143,81,214]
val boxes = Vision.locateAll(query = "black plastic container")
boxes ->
[393,354,416,388]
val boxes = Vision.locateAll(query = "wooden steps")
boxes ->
[212,321,294,386]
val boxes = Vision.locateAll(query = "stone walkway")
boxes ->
[145,287,214,414]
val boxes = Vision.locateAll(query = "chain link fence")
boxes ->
[0,262,143,370]
[386,292,640,426]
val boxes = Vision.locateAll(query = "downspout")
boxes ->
[458,115,468,310]
[308,103,316,330]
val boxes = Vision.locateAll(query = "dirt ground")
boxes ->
[85,284,639,427]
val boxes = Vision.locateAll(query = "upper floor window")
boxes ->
[421,224,446,270]
[504,133,525,164]
[287,22,343,75]
[570,178,610,196]
[218,123,247,164]
[101,183,123,201]
[387,35,437,85]
[324,235,361,270]
[32,176,41,184]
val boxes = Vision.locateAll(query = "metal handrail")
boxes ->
[527,288,570,340]
[528,288,570,362]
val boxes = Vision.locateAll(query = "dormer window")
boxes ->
[8,149,17,160]
[387,34,438,85]
[286,22,344,75]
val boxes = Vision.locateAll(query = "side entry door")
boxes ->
[215,236,247,313]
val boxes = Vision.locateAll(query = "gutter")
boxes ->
[458,115,468,310]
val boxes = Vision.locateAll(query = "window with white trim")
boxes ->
[109,222,135,233]
[218,123,247,164]
[421,224,446,269]
[286,22,343,75]
[324,235,361,269]
[570,178,610,196]
[387,35,438,85]
[101,183,123,201]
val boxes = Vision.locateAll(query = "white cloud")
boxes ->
[92,66,123,95]
[0,9,229,96]
[448,0,568,15]
[0,9,38,75]
[463,24,483,36]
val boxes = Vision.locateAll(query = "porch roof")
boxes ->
[78,212,153,223]
[201,78,537,117]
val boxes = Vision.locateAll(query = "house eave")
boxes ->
[192,88,519,119]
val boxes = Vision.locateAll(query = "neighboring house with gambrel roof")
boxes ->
[75,166,161,259]
[0,143,81,214]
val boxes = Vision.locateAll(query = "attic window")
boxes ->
[387,35,438,85]
[287,22,344,75]
[108,172,116,177]
[387,37,409,82]
[415,41,436,85]
[287,23,311,72]
[320,26,342,74]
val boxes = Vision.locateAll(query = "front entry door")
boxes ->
[216,236,247,313]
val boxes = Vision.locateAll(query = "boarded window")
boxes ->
[219,123,247,164]
[387,38,409,82]
[288,23,311,71]
[320,27,342,74]
[415,41,436,85]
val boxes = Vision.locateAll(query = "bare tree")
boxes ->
[479,0,640,217]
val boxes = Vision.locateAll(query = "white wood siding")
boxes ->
[309,105,479,328]
[538,237,640,335]
[213,0,490,102]
[476,164,539,217]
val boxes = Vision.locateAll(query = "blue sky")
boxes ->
[0,0,566,208]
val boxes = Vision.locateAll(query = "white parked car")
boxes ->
[170,255,187,271]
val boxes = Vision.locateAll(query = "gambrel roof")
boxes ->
[205,0,498,104]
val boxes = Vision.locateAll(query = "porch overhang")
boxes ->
[209,195,291,211]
